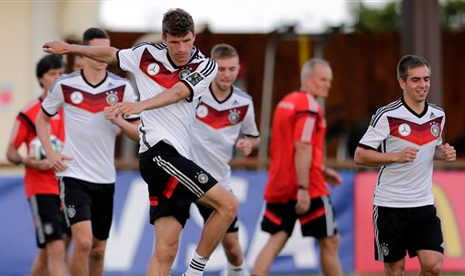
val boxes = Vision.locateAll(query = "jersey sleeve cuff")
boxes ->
[116,49,127,72]
[180,80,194,102]
[41,106,57,117]
[358,143,377,151]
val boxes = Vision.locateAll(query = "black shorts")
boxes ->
[373,205,444,263]
[196,203,239,233]
[28,194,69,248]
[261,196,338,238]
[60,177,114,240]
[139,141,218,227]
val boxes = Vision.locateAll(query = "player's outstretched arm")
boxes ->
[43,40,118,65]
[112,82,191,118]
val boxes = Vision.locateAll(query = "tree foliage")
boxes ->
[440,0,465,31]
[349,0,465,33]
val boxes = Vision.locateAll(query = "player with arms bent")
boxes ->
[354,54,456,276]
[43,9,238,276]
[191,43,260,276]
[6,54,69,276]
[37,28,139,276]
[252,58,343,276]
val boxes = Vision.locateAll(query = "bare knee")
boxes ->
[90,243,106,262]
[73,237,93,254]
[218,192,238,221]
[420,259,442,276]
[384,261,405,276]
[224,242,243,264]
[155,238,179,262]
[319,234,340,253]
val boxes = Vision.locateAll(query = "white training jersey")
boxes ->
[117,42,217,158]
[42,70,138,183]
[191,86,260,188]
[358,97,445,208]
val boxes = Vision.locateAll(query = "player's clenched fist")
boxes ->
[42,41,71,55]
[441,143,456,162]
[397,147,418,163]
[111,102,143,118]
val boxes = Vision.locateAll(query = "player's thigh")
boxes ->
[29,194,66,248]
[300,196,338,238]
[60,177,92,224]
[196,183,237,212]
[154,216,183,248]
[374,206,410,262]
[417,249,443,272]
[261,201,298,236]
[71,220,93,246]
[91,184,114,241]
[407,205,444,257]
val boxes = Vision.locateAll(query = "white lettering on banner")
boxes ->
[184,177,250,271]
[247,206,319,269]
[105,178,149,270]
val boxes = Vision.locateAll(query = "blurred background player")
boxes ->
[354,54,456,276]
[6,54,70,276]
[252,58,343,276]
[37,28,139,276]
[191,43,260,276]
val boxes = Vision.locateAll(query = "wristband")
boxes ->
[298,184,308,190]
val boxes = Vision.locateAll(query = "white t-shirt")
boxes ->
[358,97,445,207]
[42,71,138,183]
[117,42,218,158]
[191,86,260,188]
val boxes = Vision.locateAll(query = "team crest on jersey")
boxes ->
[147,62,160,76]
[178,68,191,79]
[398,123,411,137]
[67,205,76,218]
[228,109,240,124]
[381,243,389,256]
[70,91,84,104]
[196,104,208,118]
[430,122,440,137]
[106,91,119,104]
[196,171,209,184]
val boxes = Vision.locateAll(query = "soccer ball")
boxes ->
[29,135,63,161]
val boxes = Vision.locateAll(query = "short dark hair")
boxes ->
[36,54,64,79]
[211,44,239,60]
[82,27,109,45]
[397,54,430,81]
[162,8,195,37]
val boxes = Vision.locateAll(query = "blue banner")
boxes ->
[0,170,354,275]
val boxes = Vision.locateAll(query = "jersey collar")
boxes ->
[401,96,428,118]
[209,84,234,104]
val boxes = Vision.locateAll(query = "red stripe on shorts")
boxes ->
[300,206,325,225]
[265,209,282,225]
[149,196,158,206]
[163,176,179,199]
